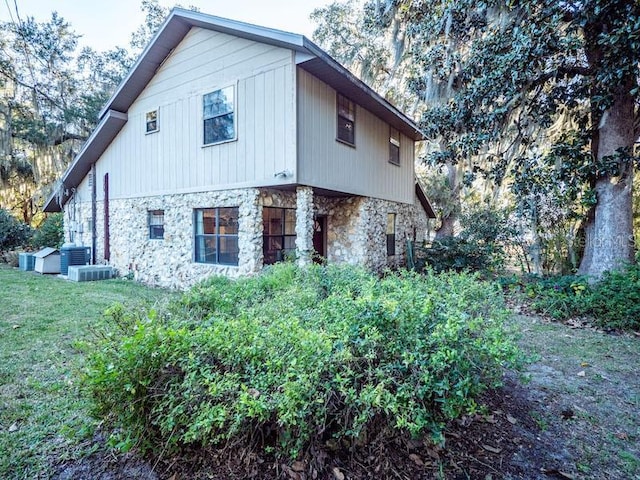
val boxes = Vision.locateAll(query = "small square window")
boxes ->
[149,210,164,239]
[336,93,355,146]
[203,86,235,145]
[389,126,400,166]
[146,110,159,133]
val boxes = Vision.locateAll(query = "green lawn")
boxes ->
[0,265,171,479]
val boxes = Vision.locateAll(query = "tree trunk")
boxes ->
[434,159,459,239]
[435,213,456,239]
[578,88,635,277]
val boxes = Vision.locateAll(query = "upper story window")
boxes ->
[389,126,400,166]
[148,210,164,240]
[336,93,355,146]
[203,86,235,145]
[194,207,239,265]
[146,110,158,133]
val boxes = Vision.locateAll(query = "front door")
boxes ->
[312,215,326,262]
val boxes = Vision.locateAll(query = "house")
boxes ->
[43,8,435,289]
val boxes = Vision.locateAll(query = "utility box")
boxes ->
[33,248,61,274]
[60,246,91,275]
[18,253,36,271]
[68,265,113,282]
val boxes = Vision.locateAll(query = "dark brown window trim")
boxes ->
[389,126,400,166]
[336,93,356,147]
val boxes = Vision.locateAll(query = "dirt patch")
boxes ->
[51,312,639,479]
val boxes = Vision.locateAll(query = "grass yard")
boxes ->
[0,265,171,479]
[1,263,638,480]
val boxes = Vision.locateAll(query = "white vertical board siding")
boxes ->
[91,28,296,200]
[297,69,415,205]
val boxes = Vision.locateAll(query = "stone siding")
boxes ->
[63,187,430,289]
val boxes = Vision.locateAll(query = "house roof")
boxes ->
[44,8,425,212]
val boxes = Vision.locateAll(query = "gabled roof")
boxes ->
[44,8,425,212]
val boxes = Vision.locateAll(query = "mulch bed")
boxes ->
[54,371,566,480]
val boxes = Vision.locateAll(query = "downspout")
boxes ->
[103,173,110,261]
[91,163,97,264]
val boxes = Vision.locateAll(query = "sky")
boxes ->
[0,0,333,52]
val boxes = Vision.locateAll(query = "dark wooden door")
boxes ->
[312,215,326,262]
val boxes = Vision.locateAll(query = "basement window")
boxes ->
[146,110,159,133]
[148,210,164,240]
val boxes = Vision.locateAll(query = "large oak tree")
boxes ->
[326,0,640,277]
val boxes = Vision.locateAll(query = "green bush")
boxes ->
[418,205,511,275]
[31,213,64,249]
[589,265,640,330]
[83,264,521,458]
[0,208,32,252]
[525,275,590,320]
[417,237,498,274]
[517,266,640,330]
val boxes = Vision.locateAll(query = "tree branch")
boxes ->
[527,65,592,90]
[51,132,86,146]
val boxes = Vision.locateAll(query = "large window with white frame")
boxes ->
[203,86,235,145]
[194,207,239,265]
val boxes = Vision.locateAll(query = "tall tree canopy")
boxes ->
[0,0,190,223]
[314,0,640,277]
[0,11,131,222]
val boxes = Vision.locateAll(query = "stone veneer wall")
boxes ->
[64,189,262,289]
[315,195,429,272]
[63,187,430,289]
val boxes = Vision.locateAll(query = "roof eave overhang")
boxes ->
[99,8,307,119]
[299,38,426,142]
[415,181,436,219]
[43,110,128,212]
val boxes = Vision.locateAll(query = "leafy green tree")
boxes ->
[315,1,640,276]
[31,212,63,249]
[371,0,639,277]
[0,11,130,222]
[0,207,32,251]
[0,1,182,223]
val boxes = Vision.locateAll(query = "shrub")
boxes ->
[83,264,522,458]
[418,204,512,275]
[417,237,498,274]
[518,267,640,330]
[588,265,640,330]
[525,275,591,320]
[31,213,64,249]
[0,208,32,252]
